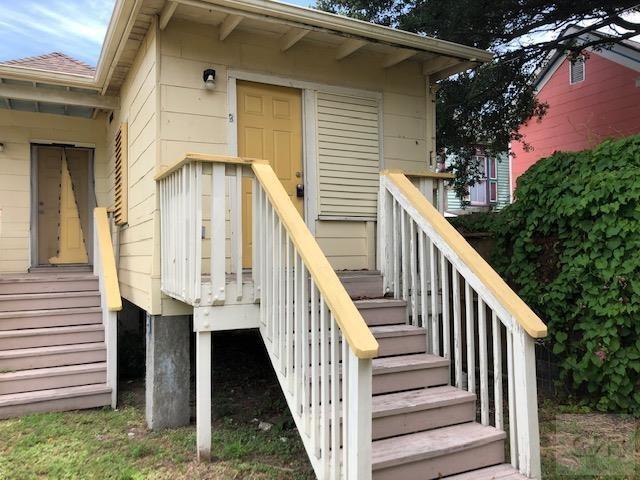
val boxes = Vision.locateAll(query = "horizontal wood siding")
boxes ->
[105,21,158,312]
[317,92,380,219]
[0,110,108,273]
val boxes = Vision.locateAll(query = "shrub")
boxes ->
[492,135,640,413]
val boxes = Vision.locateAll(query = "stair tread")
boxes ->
[354,298,406,309]
[0,273,96,283]
[0,324,103,338]
[0,342,105,359]
[372,422,506,470]
[373,353,449,374]
[0,362,107,381]
[372,386,475,418]
[370,324,425,338]
[441,464,528,479]
[0,306,102,319]
[0,384,111,406]
[0,291,99,301]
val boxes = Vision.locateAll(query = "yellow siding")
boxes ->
[105,20,159,313]
[159,19,432,269]
[0,110,108,273]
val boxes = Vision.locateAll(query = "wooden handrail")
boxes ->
[383,171,547,338]
[401,169,455,180]
[253,162,379,358]
[94,208,122,312]
[154,153,267,181]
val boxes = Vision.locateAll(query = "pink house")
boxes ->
[511,27,640,193]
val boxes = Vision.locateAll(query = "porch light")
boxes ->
[0,143,4,152]
[203,69,216,90]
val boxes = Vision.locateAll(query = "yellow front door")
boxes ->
[237,81,303,268]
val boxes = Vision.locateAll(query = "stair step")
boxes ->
[0,307,102,330]
[0,325,104,350]
[338,271,384,299]
[0,274,98,295]
[0,363,107,395]
[373,353,449,395]
[355,299,406,326]
[0,291,100,313]
[0,384,111,419]
[371,325,427,357]
[372,422,506,480]
[0,342,106,371]
[442,464,528,479]
[372,386,476,440]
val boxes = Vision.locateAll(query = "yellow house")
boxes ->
[0,1,547,478]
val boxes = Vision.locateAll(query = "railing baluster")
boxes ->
[392,200,400,299]
[330,314,340,479]
[452,268,462,388]
[493,312,504,430]
[302,262,310,434]
[418,230,429,350]
[210,163,226,305]
[235,164,243,299]
[286,236,294,390]
[310,284,320,458]
[320,299,330,473]
[293,250,301,411]
[465,282,475,393]
[409,219,418,325]
[401,209,408,306]
[478,298,489,425]
[278,222,285,370]
[441,253,450,361]
[341,337,349,480]
[507,330,518,467]
[429,239,439,355]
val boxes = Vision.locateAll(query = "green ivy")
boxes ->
[491,135,640,413]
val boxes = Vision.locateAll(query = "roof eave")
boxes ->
[0,64,98,89]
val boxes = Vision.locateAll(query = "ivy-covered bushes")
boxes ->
[491,135,640,412]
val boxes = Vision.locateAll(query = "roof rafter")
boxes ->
[219,14,243,41]
[279,27,309,52]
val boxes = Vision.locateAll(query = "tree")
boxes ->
[315,0,640,199]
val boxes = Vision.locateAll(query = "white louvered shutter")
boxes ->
[316,92,380,219]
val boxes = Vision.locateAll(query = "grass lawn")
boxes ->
[1,330,637,479]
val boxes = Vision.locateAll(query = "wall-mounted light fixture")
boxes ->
[0,143,4,152]
[203,69,216,90]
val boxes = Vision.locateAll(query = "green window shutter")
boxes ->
[317,92,380,220]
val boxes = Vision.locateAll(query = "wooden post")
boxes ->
[513,326,542,478]
[377,179,393,294]
[196,330,212,461]
[346,349,372,480]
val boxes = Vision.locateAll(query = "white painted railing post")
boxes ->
[346,349,373,480]
[513,327,542,479]
[377,179,393,294]
[196,330,212,461]
[210,164,226,305]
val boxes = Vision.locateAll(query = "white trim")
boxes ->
[30,139,97,148]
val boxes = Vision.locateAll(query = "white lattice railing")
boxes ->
[378,171,547,479]
[157,155,379,478]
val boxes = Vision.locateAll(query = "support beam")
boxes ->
[145,314,191,430]
[0,83,118,110]
[159,1,178,30]
[196,331,212,461]
[430,60,478,82]
[335,38,367,60]
[279,27,309,52]
[422,56,461,76]
[383,48,418,68]
[219,14,243,41]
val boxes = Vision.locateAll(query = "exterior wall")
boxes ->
[512,52,640,190]
[446,153,510,214]
[158,18,432,272]
[106,21,159,313]
[0,109,108,273]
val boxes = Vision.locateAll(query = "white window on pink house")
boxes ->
[469,155,498,205]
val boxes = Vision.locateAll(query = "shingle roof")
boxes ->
[0,52,95,77]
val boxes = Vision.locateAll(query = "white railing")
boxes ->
[157,155,250,306]
[252,161,377,480]
[378,171,547,479]
[93,207,122,409]
[157,155,379,478]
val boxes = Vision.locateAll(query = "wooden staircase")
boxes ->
[339,272,527,480]
[0,271,112,419]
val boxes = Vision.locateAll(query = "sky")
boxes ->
[0,0,312,67]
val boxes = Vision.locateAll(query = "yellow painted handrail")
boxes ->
[383,171,547,338]
[253,162,379,359]
[94,207,122,312]
[402,169,455,180]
